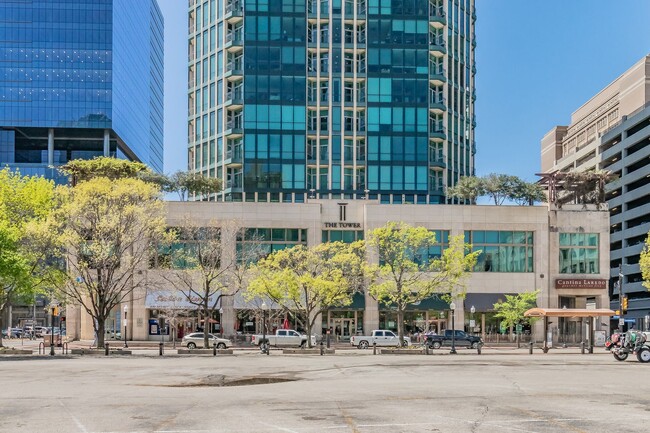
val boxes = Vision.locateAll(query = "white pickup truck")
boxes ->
[251,330,317,348]
[351,330,411,349]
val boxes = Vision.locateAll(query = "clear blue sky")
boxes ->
[158,0,650,183]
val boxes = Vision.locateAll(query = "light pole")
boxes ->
[449,301,457,354]
[219,307,224,336]
[470,305,475,334]
[49,305,55,356]
[261,302,269,355]
[123,305,128,348]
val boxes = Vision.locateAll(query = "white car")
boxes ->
[182,332,231,349]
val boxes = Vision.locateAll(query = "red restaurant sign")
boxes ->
[555,279,607,289]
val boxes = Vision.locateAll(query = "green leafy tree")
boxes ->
[59,157,150,185]
[165,171,222,201]
[447,176,485,204]
[366,222,479,346]
[492,290,539,346]
[53,175,167,348]
[509,179,547,206]
[0,169,61,347]
[246,241,365,348]
[483,173,520,205]
[639,234,650,292]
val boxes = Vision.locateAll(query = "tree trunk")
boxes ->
[397,309,405,347]
[0,316,4,348]
[306,318,312,348]
[97,318,106,348]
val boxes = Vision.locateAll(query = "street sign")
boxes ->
[619,318,625,327]
[516,324,523,334]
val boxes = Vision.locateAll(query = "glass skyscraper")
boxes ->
[188,0,475,203]
[0,0,164,181]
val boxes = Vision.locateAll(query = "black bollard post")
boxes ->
[326,330,331,349]
[580,340,585,354]
[373,341,377,355]
[159,342,164,356]
[213,342,217,356]
[529,341,533,355]
[477,342,482,355]
[320,340,324,356]
[425,344,429,355]
[105,342,109,356]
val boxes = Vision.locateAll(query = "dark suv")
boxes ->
[424,330,482,349]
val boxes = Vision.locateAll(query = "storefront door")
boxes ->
[332,318,354,341]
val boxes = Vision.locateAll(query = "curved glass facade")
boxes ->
[0,0,164,177]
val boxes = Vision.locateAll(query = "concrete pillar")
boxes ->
[47,129,54,166]
[364,290,379,332]
[103,129,110,157]
[221,294,235,337]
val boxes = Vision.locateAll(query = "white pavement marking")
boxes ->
[59,400,89,433]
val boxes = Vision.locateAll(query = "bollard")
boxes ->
[213,342,217,356]
[105,342,110,356]
[477,342,482,355]
[50,343,55,356]
[529,341,533,355]
[580,340,585,354]
[159,342,164,356]
[588,343,593,354]
[326,331,331,349]
[320,340,324,356]
[373,341,377,355]
[425,345,429,355]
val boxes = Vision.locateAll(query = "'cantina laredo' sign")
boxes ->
[555,279,607,289]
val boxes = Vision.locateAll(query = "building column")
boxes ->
[364,291,379,332]
[47,129,54,166]
[221,294,235,338]
[103,129,110,157]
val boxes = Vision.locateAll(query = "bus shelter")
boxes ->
[524,308,616,353]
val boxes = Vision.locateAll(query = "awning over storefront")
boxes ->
[328,292,365,310]
[145,290,220,310]
[379,295,449,311]
[464,293,515,312]
[524,308,616,318]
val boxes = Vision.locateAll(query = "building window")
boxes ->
[559,233,599,274]
[321,230,364,243]
[465,231,534,273]
[237,228,308,263]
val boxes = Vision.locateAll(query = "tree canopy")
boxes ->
[366,222,479,345]
[447,173,546,206]
[246,241,365,347]
[492,290,540,331]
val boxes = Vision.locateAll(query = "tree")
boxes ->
[639,235,650,292]
[509,179,547,206]
[246,241,365,348]
[165,171,222,201]
[59,157,150,185]
[365,222,479,346]
[0,169,61,348]
[483,173,519,205]
[447,176,485,204]
[492,290,539,346]
[157,220,260,349]
[53,176,167,348]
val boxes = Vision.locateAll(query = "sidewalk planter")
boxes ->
[379,348,426,355]
[0,348,33,355]
[177,349,234,355]
[283,348,336,355]
[71,349,132,355]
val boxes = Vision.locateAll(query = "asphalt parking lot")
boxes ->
[1,349,648,433]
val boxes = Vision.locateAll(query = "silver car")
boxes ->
[182,332,231,349]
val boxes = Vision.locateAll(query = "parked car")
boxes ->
[351,330,410,349]
[182,332,231,349]
[251,330,317,348]
[2,328,21,339]
[424,330,482,349]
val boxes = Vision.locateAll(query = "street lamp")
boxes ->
[219,307,224,336]
[470,305,476,335]
[449,301,457,354]
[261,302,269,355]
[123,305,128,348]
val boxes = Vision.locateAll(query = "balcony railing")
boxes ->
[225,31,243,44]
[226,89,243,101]
[226,147,243,161]
[226,121,242,131]
[225,1,243,15]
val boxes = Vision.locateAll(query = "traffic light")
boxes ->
[52,306,59,316]
[622,296,628,313]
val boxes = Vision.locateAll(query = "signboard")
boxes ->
[469,319,476,328]
[516,324,523,334]
[619,318,625,327]
[323,222,362,229]
[555,279,607,289]
[594,331,606,347]
[145,290,219,310]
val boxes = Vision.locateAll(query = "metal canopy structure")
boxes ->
[524,308,616,318]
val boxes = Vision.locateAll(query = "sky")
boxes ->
[158,0,650,183]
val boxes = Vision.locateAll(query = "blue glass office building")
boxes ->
[0,0,164,180]
[189,0,475,203]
